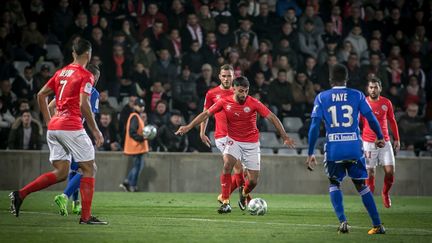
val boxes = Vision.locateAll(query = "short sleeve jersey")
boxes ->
[47,64,94,131]
[311,87,372,161]
[204,86,233,139]
[361,96,399,142]
[208,95,270,143]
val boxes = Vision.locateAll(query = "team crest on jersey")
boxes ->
[381,105,388,111]
[84,82,92,94]
[216,94,221,100]
[226,104,231,110]
[243,107,251,113]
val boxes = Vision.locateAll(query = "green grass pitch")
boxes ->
[1,191,431,242]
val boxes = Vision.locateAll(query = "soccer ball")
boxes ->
[143,125,157,140]
[247,198,268,216]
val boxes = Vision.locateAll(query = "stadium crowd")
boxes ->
[0,0,431,155]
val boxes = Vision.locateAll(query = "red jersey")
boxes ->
[204,86,233,139]
[361,96,399,142]
[208,95,271,143]
[47,64,94,131]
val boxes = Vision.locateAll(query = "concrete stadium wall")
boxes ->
[0,151,431,196]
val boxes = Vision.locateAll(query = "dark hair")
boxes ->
[220,64,234,72]
[368,75,382,88]
[233,76,250,87]
[330,64,348,84]
[72,39,92,56]
[20,109,31,116]
[87,64,100,76]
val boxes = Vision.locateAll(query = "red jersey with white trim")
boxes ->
[361,96,399,142]
[208,95,271,142]
[47,63,94,131]
[204,86,233,139]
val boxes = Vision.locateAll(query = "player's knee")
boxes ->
[351,179,366,191]
[328,178,340,187]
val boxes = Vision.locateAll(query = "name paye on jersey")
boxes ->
[328,132,358,142]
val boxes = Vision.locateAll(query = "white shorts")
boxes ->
[215,137,227,153]
[47,129,95,163]
[363,141,395,168]
[223,137,260,171]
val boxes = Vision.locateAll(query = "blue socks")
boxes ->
[358,185,381,226]
[64,171,82,200]
[329,184,347,223]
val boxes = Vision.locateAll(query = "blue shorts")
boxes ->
[70,158,79,172]
[324,157,368,182]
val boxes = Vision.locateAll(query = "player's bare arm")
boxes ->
[37,84,54,125]
[48,99,56,116]
[80,93,103,147]
[305,155,317,171]
[199,107,211,147]
[265,112,295,148]
[176,110,212,136]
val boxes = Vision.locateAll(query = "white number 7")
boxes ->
[59,80,68,100]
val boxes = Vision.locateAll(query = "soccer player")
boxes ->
[306,64,386,234]
[361,76,400,208]
[9,39,107,225]
[53,64,101,216]
[176,76,295,214]
[199,64,250,208]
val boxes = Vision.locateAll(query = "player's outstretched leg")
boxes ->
[328,181,349,233]
[218,173,232,214]
[352,179,384,234]
[239,170,258,211]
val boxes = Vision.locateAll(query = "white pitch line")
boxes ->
[3,211,432,235]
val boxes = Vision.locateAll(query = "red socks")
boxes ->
[220,173,231,202]
[383,174,394,195]
[19,172,57,199]
[366,175,375,194]
[80,177,95,221]
[243,180,256,195]
[230,173,245,194]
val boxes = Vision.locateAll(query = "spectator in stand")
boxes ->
[298,5,324,35]
[7,110,42,150]
[134,37,157,76]
[407,57,427,89]
[0,79,17,109]
[97,89,118,128]
[321,20,341,46]
[161,29,182,65]
[268,69,294,118]
[233,2,250,29]
[97,113,121,151]
[198,4,215,33]
[317,36,338,66]
[215,21,235,53]
[181,13,205,51]
[336,41,354,64]
[106,44,132,97]
[345,53,365,92]
[182,41,206,77]
[360,38,387,65]
[234,18,259,49]
[172,66,198,118]
[98,16,112,40]
[51,0,74,44]
[33,64,51,92]
[156,109,188,152]
[271,55,294,83]
[226,50,243,77]
[167,0,187,31]
[250,72,270,102]
[143,20,166,51]
[412,25,428,55]
[402,75,426,110]
[236,33,256,71]
[276,0,302,18]
[343,7,365,37]
[138,2,168,36]
[12,66,35,101]
[248,52,272,83]
[385,7,406,38]
[21,21,46,64]
[131,63,151,99]
[387,45,405,71]
[360,53,389,93]
[386,58,404,89]
[87,2,101,27]
[298,20,324,59]
[302,56,319,87]
[387,85,404,112]
[253,2,280,42]
[316,54,338,92]
[120,19,138,50]
[345,25,368,56]
[149,99,170,128]
[148,81,169,112]
[196,64,218,99]
[66,11,91,40]
[200,31,220,68]
[0,97,15,149]
[211,0,234,28]
[398,103,427,151]
[89,27,109,60]
[273,38,298,70]
[150,49,178,86]
[291,71,316,118]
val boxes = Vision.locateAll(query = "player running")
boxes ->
[306,64,386,234]
[361,76,400,208]
[176,76,295,214]
[199,64,250,208]
[53,64,101,216]
[9,39,107,225]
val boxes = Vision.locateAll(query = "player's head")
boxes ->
[72,39,92,63]
[329,64,348,87]
[367,75,382,99]
[87,64,100,86]
[218,64,234,89]
[233,76,249,103]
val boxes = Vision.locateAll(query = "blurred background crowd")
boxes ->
[0,0,431,155]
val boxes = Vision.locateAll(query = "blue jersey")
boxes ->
[90,87,99,114]
[311,87,372,161]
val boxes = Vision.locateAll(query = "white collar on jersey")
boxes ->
[332,86,346,89]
